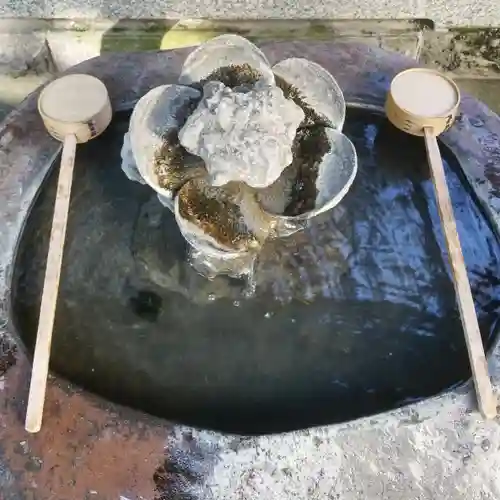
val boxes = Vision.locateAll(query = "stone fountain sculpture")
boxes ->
[120,35,358,279]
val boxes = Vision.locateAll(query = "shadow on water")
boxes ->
[11,107,500,435]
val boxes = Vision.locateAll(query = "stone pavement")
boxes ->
[0,0,500,26]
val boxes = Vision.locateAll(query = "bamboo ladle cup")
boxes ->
[386,68,497,419]
[25,74,112,433]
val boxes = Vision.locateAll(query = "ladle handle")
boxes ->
[423,127,497,419]
[25,134,78,433]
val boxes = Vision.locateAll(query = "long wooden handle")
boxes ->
[424,127,497,419]
[25,134,78,433]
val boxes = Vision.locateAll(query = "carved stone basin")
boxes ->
[11,105,500,435]
[2,42,500,499]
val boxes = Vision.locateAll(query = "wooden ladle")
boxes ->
[386,67,497,419]
[25,74,112,433]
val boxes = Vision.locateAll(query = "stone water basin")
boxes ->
[11,102,500,435]
[4,42,500,500]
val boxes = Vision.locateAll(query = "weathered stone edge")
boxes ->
[3,20,500,82]
[0,18,434,34]
[0,19,428,75]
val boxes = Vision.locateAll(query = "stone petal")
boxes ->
[188,247,257,281]
[173,179,263,260]
[261,128,357,236]
[120,131,146,185]
[313,128,357,215]
[157,194,175,210]
[128,83,201,202]
[174,193,247,258]
[178,34,274,87]
[120,132,176,212]
[272,58,346,130]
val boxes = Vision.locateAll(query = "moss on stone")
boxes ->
[152,95,206,192]
[420,28,500,75]
[199,63,263,89]
[178,179,259,251]
[284,126,330,217]
[153,129,206,192]
[274,74,329,128]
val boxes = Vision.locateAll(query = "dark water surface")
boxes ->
[12,108,500,434]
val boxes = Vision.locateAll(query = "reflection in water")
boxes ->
[12,108,500,434]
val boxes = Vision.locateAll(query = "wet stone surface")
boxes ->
[12,106,500,435]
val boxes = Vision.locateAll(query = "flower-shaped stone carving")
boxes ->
[121,34,358,277]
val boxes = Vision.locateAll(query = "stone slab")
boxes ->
[0,0,43,17]
[2,42,500,500]
[425,0,499,27]
[0,0,500,26]
[456,78,500,115]
[45,19,424,71]
[0,73,50,121]
[0,33,52,76]
[43,0,421,22]
[0,19,425,73]
[420,29,500,77]
[0,102,12,121]
[34,0,500,27]
[0,74,49,103]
